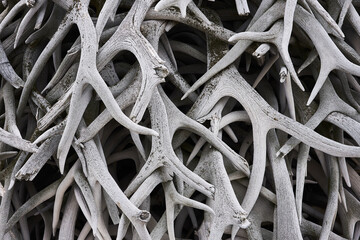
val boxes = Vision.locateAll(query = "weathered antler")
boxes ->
[1,0,360,239]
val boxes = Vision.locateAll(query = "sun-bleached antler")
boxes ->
[1,0,360,239]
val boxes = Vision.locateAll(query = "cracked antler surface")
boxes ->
[1,0,360,239]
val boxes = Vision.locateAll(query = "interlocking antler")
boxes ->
[1,0,360,239]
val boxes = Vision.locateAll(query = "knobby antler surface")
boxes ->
[0,0,360,239]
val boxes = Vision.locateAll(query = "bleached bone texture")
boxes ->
[0,0,360,239]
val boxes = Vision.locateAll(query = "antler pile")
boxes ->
[0,0,360,239]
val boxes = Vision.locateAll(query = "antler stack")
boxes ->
[0,0,360,239]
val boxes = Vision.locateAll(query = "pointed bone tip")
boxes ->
[41,87,49,95]
[8,179,15,190]
[292,77,305,91]
[59,166,64,175]
[57,153,65,174]
[335,30,345,39]
[154,4,162,12]
[344,178,351,187]
[208,208,215,215]
[299,83,305,91]
[307,82,323,105]
[14,35,21,49]
[186,154,195,165]
[151,130,159,137]
[232,138,238,143]
[306,97,314,106]
[181,93,189,101]
[25,37,32,45]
